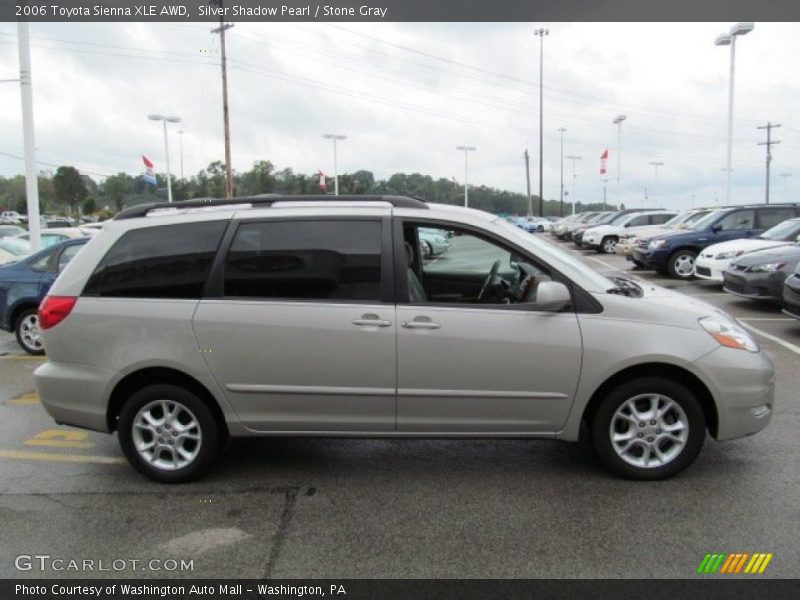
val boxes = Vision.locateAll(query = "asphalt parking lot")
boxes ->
[0,234,798,580]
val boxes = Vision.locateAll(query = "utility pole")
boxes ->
[649,161,664,203]
[558,127,566,217]
[535,27,549,217]
[524,149,532,216]
[757,122,781,204]
[17,23,41,251]
[177,129,185,179]
[211,1,234,198]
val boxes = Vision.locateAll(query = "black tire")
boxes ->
[632,259,646,269]
[118,384,220,483]
[591,377,706,480]
[601,236,618,254]
[667,249,697,279]
[15,308,45,355]
[537,225,544,233]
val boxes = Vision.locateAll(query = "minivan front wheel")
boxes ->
[667,249,697,279]
[592,377,705,480]
[118,384,219,483]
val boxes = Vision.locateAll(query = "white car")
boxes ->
[582,211,678,254]
[695,217,800,282]
[14,227,91,248]
[1,211,24,224]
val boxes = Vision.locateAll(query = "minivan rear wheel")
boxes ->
[667,249,697,279]
[118,384,219,483]
[591,377,705,480]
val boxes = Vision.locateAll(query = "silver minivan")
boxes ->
[34,196,774,482]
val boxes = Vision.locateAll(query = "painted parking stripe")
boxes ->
[739,318,795,322]
[0,450,124,464]
[7,391,39,405]
[740,322,800,357]
[0,355,45,361]
[24,429,93,449]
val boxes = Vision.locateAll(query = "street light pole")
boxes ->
[602,178,609,210]
[148,115,181,203]
[715,22,754,204]
[17,22,41,251]
[534,27,549,217]
[456,146,476,207]
[177,129,185,180]
[649,161,664,203]
[612,115,627,203]
[558,127,566,217]
[323,134,347,195]
[566,155,582,215]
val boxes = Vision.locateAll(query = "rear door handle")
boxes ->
[402,319,441,330]
[352,314,392,327]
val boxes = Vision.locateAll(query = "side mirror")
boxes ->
[533,281,571,312]
[711,224,722,233]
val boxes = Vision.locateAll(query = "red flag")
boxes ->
[142,155,154,168]
[319,170,327,191]
[600,149,608,175]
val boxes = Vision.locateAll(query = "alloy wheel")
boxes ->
[132,399,202,471]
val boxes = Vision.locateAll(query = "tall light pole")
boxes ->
[17,22,41,251]
[715,22,754,204]
[602,178,609,210]
[649,161,664,203]
[558,127,566,217]
[566,155,582,215]
[612,115,627,202]
[323,134,346,195]
[210,2,234,199]
[177,129,185,180]
[534,27,549,217]
[456,146,476,207]
[148,115,181,203]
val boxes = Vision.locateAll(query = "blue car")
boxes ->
[0,237,88,354]
[633,204,800,279]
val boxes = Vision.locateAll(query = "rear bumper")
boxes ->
[693,347,774,441]
[34,361,115,433]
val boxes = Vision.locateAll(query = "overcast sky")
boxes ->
[0,21,798,210]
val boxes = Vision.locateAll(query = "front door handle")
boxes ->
[352,314,392,327]
[402,318,441,330]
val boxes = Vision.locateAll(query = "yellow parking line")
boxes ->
[0,450,124,464]
[24,429,94,449]
[7,391,40,405]
[24,439,94,449]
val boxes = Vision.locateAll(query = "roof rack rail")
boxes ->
[113,194,429,220]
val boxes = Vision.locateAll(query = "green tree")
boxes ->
[52,166,87,215]
[103,173,131,213]
[82,197,97,215]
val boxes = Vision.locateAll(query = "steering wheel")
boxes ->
[477,260,501,302]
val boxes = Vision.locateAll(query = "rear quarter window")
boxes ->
[82,221,227,299]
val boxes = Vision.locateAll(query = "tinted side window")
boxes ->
[716,210,755,231]
[650,213,673,225]
[224,220,382,302]
[628,215,648,227]
[83,221,226,298]
[758,208,796,230]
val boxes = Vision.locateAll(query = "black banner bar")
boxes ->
[3,0,800,23]
[3,580,800,600]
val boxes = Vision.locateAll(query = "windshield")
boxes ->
[608,212,630,225]
[493,218,616,292]
[760,219,800,241]
[591,212,619,225]
[671,210,712,228]
[687,210,724,230]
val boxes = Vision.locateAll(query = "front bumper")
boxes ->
[693,346,774,441]
[722,270,786,302]
[694,256,729,282]
[633,247,670,270]
[782,277,800,320]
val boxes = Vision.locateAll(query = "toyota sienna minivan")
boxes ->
[34,196,774,482]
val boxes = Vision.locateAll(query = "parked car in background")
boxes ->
[695,217,800,283]
[616,210,713,265]
[42,215,74,228]
[572,211,628,247]
[0,237,32,265]
[634,204,800,279]
[522,217,553,233]
[0,224,25,239]
[79,222,106,235]
[14,227,91,248]
[553,212,597,240]
[419,227,452,257]
[562,212,603,241]
[583,210,676,254]
[1,211,24,224]
[722,244,800,303]
[0,237,88,354]
[782,264,800,320]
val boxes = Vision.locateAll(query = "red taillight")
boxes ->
[38,296,77,330]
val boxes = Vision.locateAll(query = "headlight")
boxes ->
[746,262,787,273]
[648,239,667,249]
[715,250,744,260]
[699,317,759,352]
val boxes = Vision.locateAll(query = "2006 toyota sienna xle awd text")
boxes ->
[33,196,774,482]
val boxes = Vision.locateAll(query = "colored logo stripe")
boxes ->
[698,552,773,574]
